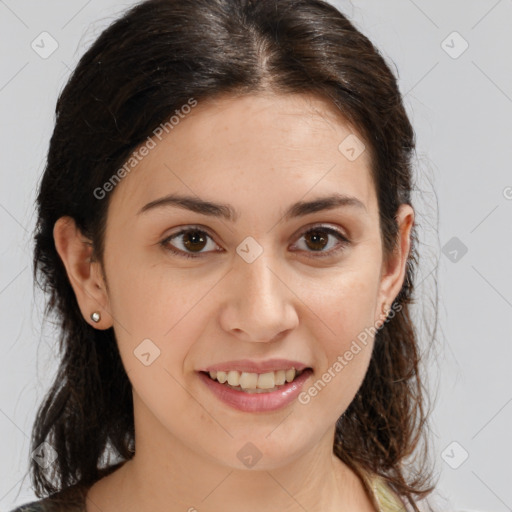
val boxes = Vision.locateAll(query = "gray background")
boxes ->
[1,1,511,510]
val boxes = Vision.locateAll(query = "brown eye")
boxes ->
[181,230,208,252]
[161,228,220,259]
[304,229,329,251]
[291,226,350,258]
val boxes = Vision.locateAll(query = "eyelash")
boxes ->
[160,224,350,260]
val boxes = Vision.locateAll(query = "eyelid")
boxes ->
[293,222,349,242]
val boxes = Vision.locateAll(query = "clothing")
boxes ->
[9,466,405,512]
[360,470,407,511]
[9,483,86,512]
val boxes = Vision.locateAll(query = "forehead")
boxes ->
[108,92,377,220]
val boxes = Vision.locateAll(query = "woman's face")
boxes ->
[61,92,412,471]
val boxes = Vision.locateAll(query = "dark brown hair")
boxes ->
[29,0,438,509]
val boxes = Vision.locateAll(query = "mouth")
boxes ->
[197,366,314,412]
[199,367,312,394]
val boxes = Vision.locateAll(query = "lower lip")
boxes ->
[198,369,313,413]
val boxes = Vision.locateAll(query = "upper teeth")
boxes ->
[209,368,299,390]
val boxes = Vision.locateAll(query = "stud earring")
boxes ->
[382,303,389,318]
[90,311,101,323]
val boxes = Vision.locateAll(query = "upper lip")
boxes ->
[198,359,311,374]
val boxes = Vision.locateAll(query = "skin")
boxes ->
[53,92,414,512]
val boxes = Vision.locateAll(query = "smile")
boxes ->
[205,368,305,393]
[198,367,314,412]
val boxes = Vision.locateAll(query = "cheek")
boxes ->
[294,262,380,417]
[105,243,208,335]
[106,263,206,436]
[103,250,209,379]
[299,261,381,350]
[296,291,377,436]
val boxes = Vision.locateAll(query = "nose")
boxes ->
[219,250,299,343]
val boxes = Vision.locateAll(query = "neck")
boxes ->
[86,394,375,512]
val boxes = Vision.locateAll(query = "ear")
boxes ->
[53,216,113,330]
[375,203,414,325]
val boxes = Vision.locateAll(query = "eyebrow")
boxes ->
[137,192,367,221]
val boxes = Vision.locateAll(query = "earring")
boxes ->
[381,303,389,319]
[90,311,101,323]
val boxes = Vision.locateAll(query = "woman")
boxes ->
[12,0,437,510]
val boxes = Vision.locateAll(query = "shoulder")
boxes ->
[9,484,87,512]
[352,463,406,512]
[10,462,125,512]
[9,499,58,512]
[370,474,407,512]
